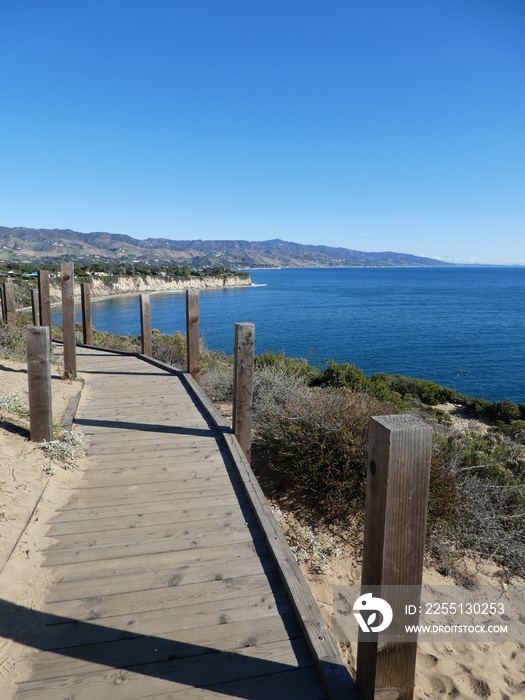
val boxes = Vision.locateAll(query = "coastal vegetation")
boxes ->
[0,262,250,308]
[1,313,524,579]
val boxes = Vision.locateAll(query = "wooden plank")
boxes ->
[42,522,260,567]
[48,549,276,602]
[356,415,433,700]
[83,431,216,446]
[53,489,241,520]
[151,667,327,700]
[14,638,315,700]
[59,474,236,508]
[42,571,284,619]
[19,613,302,682]
[45,540,268,583]
[72,463,227,488]
[49,539,268,583]
[83,437,218,454]
[81,282,94,345]
[61,262,77,377]
[45,512,257,550]
[26,326,53,442]
[78,458,226,480]
[39,590,294,650]
[47,502,245,537]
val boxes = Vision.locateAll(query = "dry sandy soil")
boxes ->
[0,363,524,698]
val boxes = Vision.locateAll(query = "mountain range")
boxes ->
[0,226,450,268]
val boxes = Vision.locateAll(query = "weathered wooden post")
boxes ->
[81,282,93,345]
[232,322,255,462]
[61,262,77,378]
[139,294,152,357]
[186,289,200,383]
[31,288,40,325]
[27,326,53,442]
[356,414,433,700]
[4,281,16,326]
[38,270,52,338]
[0,284,5,322]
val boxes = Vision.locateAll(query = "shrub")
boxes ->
[90,327,140,353]
[427,446,460,526]
[255,350,321,382]
[371,373,464,406]
[491,399,521,424]
[151,329,186,368]
[200,353,234,402]
[255,386,399,521]
[311,360,368,392]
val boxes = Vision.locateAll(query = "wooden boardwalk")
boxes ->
[8,347,357,699]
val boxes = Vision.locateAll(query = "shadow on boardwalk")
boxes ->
[1,598,316,699]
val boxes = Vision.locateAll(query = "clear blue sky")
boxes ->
[1,1,524,263]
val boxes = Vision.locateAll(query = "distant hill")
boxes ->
[0,226,450,268]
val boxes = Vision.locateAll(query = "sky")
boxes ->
[1,1,524,264]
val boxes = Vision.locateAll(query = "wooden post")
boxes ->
[38,270,52,335]
[81,282,93,345]
[0,284,5,322]
[61,262,77,378]
[31,288,40,325]
[4,281,16,326]
[139,294,152,357]
[27,326,53,442]
[356,414,433,700]
[232,322,255,462]
[186,289,200,383]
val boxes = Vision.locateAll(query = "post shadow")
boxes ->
[0,598,313,699]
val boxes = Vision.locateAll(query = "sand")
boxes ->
[0,355,90,694]
[273,508,525,699]
[0,361,524,698]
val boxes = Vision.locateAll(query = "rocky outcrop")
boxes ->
[47,274,251,303]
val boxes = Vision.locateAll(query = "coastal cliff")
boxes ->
[46,273,251,304]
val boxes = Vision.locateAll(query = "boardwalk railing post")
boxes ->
[38,270,52,340]
[81,282,94,345]
[4,281,16,326]
[139,293,152,357]
[0,284,6,322]
[31,288,40,325]
[61,262,77,378]
[186,289,200,383]
[232,322,255,463]
[356,414,433,700]
[27,326,53,442]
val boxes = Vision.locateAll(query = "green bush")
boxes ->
[371,373,464,406]
[0,312,33,361]
[151,329,186,368]
[310,360,368,392]
[90,327,140,353]
[255,350,321,382]
[255,386,399,520]
[491,399,522,423]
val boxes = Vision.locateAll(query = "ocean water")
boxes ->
[53,267,525,404]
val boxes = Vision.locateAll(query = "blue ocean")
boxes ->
[53,267,525,404]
